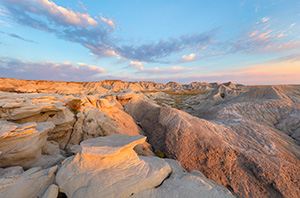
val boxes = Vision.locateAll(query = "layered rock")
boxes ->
[0,120,64,169]
[0,166,57,198]
[125,92,300,198]
[0,93,75,148]
[133,159,234,198]
[56,134,172,198]
[0,77,244,94]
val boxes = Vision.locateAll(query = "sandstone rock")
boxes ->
[42,184,59,198]
[0,166,57,198]
[56,134,172,198]
[0,77,242,95]
[116,89,135,100]
[133,159,234,198]
[0,120,64,169]
[0,93,76,148]
[126,96,300,198]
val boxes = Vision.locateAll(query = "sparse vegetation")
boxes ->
[67,99,82,114]
[155,150,164,158]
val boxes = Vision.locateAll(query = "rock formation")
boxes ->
[124,88,300,198]
[0,78,299,198]
[0,77,244,94]
[56,134,172,198]
[0,166,57,198]
[56,134,234,198]
[0,120,64,169]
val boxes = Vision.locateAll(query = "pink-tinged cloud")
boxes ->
[290,23,296,28]
[257,30,272,39]
[129,61,144,71]
[33,0,98,27]
[180,53,196,62]
[248,30,259,37]
[77,62,106,72]
[136,65,187,74]
[0,58,106,81]
[100,15,115,29]
[277,34,285,38]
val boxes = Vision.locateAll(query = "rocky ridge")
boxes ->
[0,78,299,198]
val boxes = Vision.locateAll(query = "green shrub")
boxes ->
[155,150,164,158]
[67,99,82,114]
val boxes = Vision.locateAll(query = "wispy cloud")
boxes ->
[0,31,36,43]
[100,15,115,30]
[129,61,144,71]
[290,23,296,28]
[180,53,196,63]
[1,0,299,64]
[0,58,106,81]
[0,0,214,63]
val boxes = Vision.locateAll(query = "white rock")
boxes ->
[42,184,59,198]
[56,134,171,198]
[132,159,234,198]
[0,166,57,198]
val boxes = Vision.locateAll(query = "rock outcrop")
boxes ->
[0,93,75,148]
[133,159,234,198]
[0,78,244,94]
[125,91,300,198]
[56,134,234,198]
[0,120,64,169]
[56,134,172,198]
[0,166,57,198]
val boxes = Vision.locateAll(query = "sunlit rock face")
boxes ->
[0,77,244,94]
[56,134,172,198]
[56,134,234,198]
[0,93,75,148]
[0,120,64,169]
[0,166,57,198]
[124,86,300,198]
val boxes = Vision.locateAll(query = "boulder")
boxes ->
[42,184,59,198]
[56,134,172,198]
[133,159,234,198]
[0,166,57,198]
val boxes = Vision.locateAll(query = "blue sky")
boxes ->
[0,0,299,84]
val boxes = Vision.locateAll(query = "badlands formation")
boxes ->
[0,78,300,198]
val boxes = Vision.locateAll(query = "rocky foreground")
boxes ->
[0,78,299,198]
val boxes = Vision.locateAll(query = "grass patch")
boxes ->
[155,150,164,158]
[67,99,82,114]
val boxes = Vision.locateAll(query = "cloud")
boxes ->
[257,30,272,39]
[248,30,259,37]
[135,65,187,75]
[268,53,300,63]
[116,32,213,62]
[77,1,87,11]
[0,31,36,43]
[1,0,214,63]
[276,34,285,38]
[100,15,115,29]
[180,53,196,63]
[290,23,296,28]
[1,1,299,64]
[0,19,11,27]
[129,61,144,71]
[0,58,106,81]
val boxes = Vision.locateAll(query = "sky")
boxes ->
[0,0,299,85]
